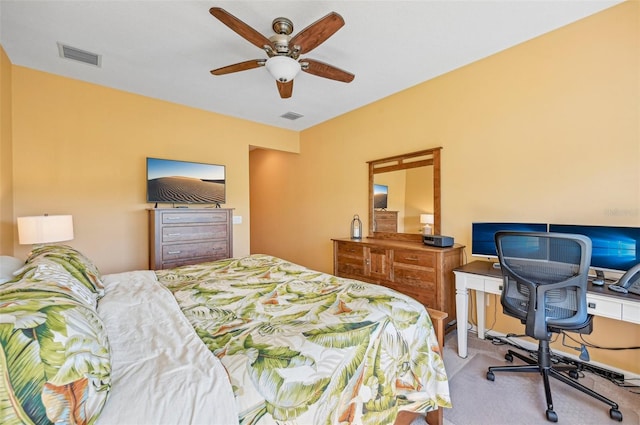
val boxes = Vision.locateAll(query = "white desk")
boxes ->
[454,261,640,358]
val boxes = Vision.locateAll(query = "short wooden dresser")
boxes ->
[333,237,463,330]
[149,208,233,270]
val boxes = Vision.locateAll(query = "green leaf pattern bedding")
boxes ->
[156,254,451,425]
[0,250,111,425]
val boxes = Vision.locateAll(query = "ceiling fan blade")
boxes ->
[289,12,344,55]
[277,80,293,99]
[210,59,265,75]
[301,59,354,83]
[210,7,273,51]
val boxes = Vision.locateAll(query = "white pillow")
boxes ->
[0,256,25,283]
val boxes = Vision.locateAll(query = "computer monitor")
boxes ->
[472,222,548,259]
[548,224,640,274]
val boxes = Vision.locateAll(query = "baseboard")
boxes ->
[482,329,640,381]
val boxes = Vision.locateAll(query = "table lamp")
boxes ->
[17,214,74,245]
[420,213,434,235]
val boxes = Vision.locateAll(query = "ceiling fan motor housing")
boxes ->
[272,17,294,35]
[269,34,292,55]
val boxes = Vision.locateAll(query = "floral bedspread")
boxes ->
[155,254,450,425]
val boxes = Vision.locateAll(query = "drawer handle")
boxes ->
[167,233,181,236]
[168,250,181,254]
[588,302,596,309]
[166,217,180,220]
[404,257,419,261]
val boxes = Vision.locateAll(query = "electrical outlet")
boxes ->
[232,215,242,224]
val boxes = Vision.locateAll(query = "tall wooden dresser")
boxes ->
[149,208,233,270]
[333,237,463,330]
[373,211,398,232]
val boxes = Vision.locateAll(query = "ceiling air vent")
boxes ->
[58,43,101,67]
[280,112,303,121]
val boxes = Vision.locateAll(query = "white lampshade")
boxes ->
[265,56,301,83]
[420,213,434,235]
[420,214,434,225]
[17,215,74,245]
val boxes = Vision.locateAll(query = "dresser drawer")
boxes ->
[587,295,621,320]
[393,249,436,269]
[162,240,229,262]
[336,242,365,259]
[384,281,436,309]
[622,302,640,324]
[162,224,228,243]
[336,255,365,277]
[394,268,436,290]
[161,211,224,224]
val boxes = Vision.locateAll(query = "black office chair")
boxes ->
[486,231,622,423]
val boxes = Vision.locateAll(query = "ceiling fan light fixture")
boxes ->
[265,56,300,83]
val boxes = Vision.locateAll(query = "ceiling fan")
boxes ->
[209,7,355,99]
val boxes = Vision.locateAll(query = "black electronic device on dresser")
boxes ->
[423,235,454,247]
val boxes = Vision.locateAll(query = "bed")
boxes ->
[0,245,451,425]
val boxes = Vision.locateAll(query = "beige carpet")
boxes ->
[441,334,640,425]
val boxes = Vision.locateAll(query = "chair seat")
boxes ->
[549,314,592,334]
[511,314,593,336]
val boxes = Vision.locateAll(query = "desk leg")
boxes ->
[455,283,469,358]
[476,290,486,340]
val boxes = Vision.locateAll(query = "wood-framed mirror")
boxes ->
[367,147,441,242]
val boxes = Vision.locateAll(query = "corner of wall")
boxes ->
[0,44,15,254]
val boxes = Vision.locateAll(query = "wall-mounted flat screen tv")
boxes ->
[146,157,225,205]
[373,184,388,209]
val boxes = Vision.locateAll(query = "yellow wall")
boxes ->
[250,2,639,373]
[0,46,14,254]
[10,67,299,273]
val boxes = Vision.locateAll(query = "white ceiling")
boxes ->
[0,1,622,131]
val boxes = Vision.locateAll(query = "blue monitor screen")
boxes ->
[472,222,548,258]
[549,224,640,272]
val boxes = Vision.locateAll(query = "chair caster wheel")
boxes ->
[505,353,513,362]
[486,371,495,381]
[546,409,558,422]
[568,370,579,379]
[610,408,623,421]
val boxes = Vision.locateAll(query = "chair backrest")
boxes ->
[495,231,592,340]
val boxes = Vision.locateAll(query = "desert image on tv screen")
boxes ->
[373,184,388,209]
[147,158,225,204]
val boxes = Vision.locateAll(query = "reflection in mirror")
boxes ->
[368,148,441,242]
[373,168,434,233]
